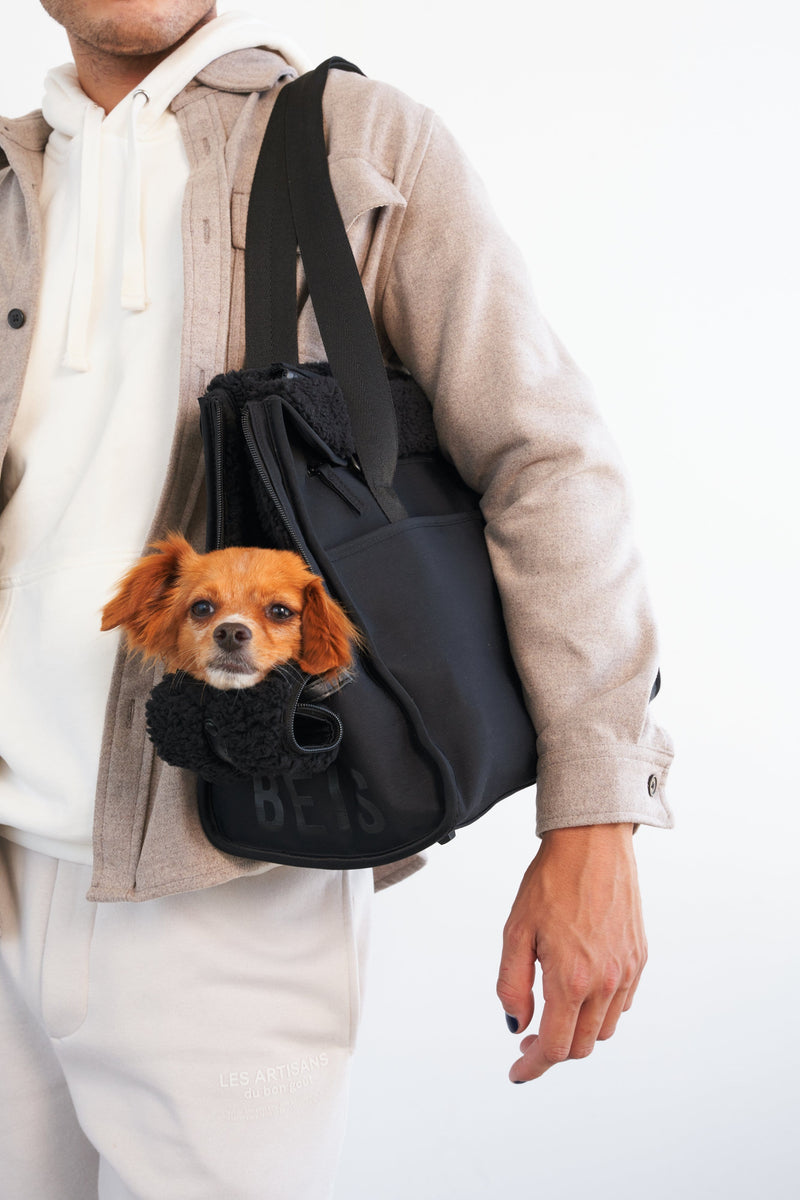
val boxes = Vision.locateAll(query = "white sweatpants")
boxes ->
[0,837,373,1200]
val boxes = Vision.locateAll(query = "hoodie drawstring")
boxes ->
[63,101,103,372]
[121,89,150,313]
[63,88,150,372]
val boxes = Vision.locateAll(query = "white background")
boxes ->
[2,2,798,1197]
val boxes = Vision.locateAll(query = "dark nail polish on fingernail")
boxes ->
[505,1013,519,1033]
[512,1080,525,1085]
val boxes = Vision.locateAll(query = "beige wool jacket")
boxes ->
[0,49,673,902]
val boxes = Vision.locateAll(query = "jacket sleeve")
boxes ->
[378,112,674,834]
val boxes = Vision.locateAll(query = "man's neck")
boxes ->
[68,14,215,113]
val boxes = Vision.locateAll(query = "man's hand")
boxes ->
[496,823,646,1083]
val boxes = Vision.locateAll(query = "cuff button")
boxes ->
[648,774,658,797]
[7,308,26,329]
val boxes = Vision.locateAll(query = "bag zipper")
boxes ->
[292,703,344,753]
[280,663,343,753]
[307,462,364,513]
[241,406,312,567]
[211,401,225,550]
[199,396,227,552]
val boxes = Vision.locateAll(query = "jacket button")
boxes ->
[7,308,25,329]
[647,774,658,797]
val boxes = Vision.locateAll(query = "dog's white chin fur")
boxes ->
[203,667,263,690]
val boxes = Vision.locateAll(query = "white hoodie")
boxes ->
[0,14,306,863]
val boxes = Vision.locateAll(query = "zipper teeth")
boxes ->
[241,408,311,566]
[308,464,361,512]
[295,703,343,750]
[284,667,342,753]
[213,403,224,550]
[284,664,306,731]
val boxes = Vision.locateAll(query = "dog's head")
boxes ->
[101,534,358,689]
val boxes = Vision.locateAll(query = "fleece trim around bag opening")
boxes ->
[146,667,343,782]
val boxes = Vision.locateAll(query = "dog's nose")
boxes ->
[213,622,252,651]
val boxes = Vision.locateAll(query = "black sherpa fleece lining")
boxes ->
[207,362,437,460]
[203,363,438,552]
[146,670,342,783]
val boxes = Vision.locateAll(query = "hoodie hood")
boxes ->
[42,12,308,136]
[40,10,306,371]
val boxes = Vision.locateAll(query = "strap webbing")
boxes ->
[245,83,297,367]
[245,58,406,522]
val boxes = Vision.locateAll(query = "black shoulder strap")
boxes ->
[245,58,406,523]
[244,80,297,366]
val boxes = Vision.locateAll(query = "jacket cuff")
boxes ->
[534,746,674,836]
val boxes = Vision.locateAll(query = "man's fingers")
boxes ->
[599,960,644,1038]
[621,957,646,1012]
[508,993,581,1082]
[571,992,618,1055]
[496,921,536,1033]
[569,956,640,1054]
[511,971,642,1079]
[596,988,629,1042]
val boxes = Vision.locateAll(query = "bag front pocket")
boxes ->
[326,511,537,821]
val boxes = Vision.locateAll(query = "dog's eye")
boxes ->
[190,600,215,619]
[268,603,295,622]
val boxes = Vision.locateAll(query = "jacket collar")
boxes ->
[0,111,51,166]
[0,47,298,167]
[193,46,300,93]
[172,47,297,110]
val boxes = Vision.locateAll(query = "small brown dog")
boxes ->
[101,534,358,689]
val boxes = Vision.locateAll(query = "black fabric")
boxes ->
[251,57,406,522]
[244,79,298,367]
[146,669,342,783]
[200,364,435,556]
[189,59,539,869]
[206,362,435,464]
[196,365,538,868]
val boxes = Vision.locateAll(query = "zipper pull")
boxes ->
[277,363,321,381]
[308,463,365,513]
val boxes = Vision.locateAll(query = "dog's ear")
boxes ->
[297,577,359,679]
[100,533,198,659]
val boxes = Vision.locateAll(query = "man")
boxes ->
[0,2,674,1196]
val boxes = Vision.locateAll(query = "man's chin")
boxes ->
[41,1,218,60]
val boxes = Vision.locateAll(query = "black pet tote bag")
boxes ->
[192,58,538,868]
